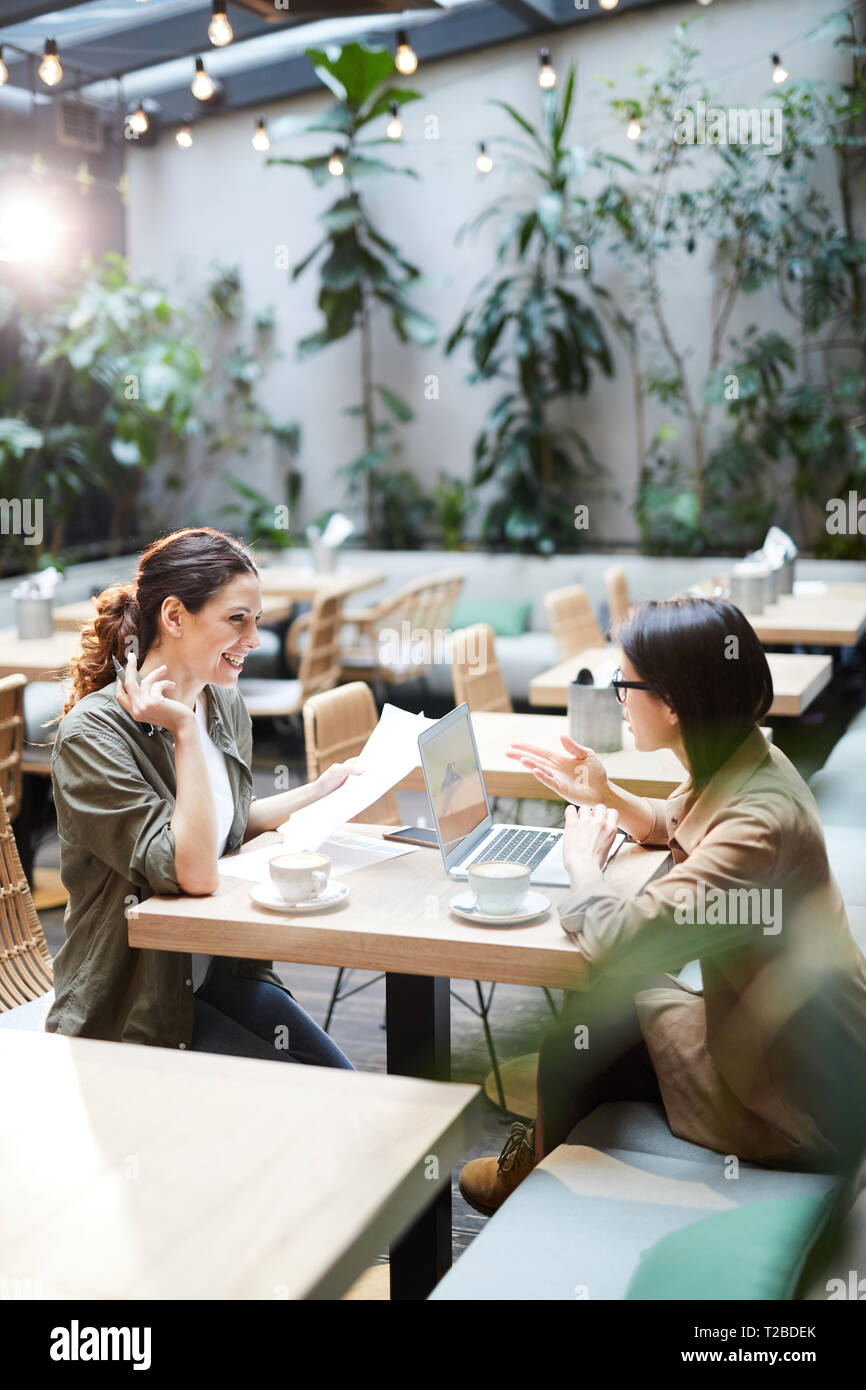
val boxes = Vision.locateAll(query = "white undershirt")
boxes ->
[190,693,235,992]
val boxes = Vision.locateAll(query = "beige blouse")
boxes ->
[558,727,866,1171]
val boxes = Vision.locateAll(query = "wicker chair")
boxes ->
[340,570,464,690]
[604,565,632,632]
[302,682,399,1032]
[0,787,54,1023]
[450,623,513,714]
[543,585,604,661]
[0,674,26,823]
[240,587,345,721]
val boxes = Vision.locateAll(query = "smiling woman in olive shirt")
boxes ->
[46,526,356,1066]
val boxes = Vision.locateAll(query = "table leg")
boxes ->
[385,973,451,1301]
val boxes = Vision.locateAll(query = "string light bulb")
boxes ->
[191,56,215,100]
[771,53,788,84]
[386,102,403,139]
[697,0,714,6]
[176,124,193,148]
[208,1,233,48]
[395,30,418,76]
[129,104,149,135]
[626,118,641,140]
[538,49,556,90]
[328,149,345,177]
[599,0,619,9]
[252,117,270,152]
[39,39,63,87]
[0,48,8,87]
[476,142,493,174]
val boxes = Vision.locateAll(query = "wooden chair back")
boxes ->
[302,682,401,826]
[0,674,26,823]
[604,566,631,629]
[543,586,604,660]
[344,570,465,684]
[450,624,513,714]
[294,588,346,700]
[0,791,53,1011]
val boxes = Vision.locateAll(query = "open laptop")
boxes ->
[418,703,625,886]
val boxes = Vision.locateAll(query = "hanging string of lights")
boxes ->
[0,0,826,195]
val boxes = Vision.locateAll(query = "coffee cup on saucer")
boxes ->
[467,860,531,916]
[269,851,331,904]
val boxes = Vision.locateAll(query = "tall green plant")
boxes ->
[0,253,202,567]
[446,66,613,555]
[592,15,866,555]
[269,42,435,548]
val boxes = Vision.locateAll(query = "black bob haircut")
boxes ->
[614,595,774,791]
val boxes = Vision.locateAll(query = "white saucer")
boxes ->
[448,889,551,927]
[250,881,350,913]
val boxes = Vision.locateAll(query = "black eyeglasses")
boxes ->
[610,668,656,704]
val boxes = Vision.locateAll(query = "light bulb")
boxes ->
[386,102,402,139]
[538,49,556,89]
[192,57,215,100]
[771,53,787,84]
[39,39,62,87]
[626,118,641,140]
[252,118,270,152]
[176,124,193,148]
[328,150,344,177]
[129,105,149,136]
[208,2,233,48]
[395,29,418,76]
[0,48,8,87]
[697,0,714,5]
[599,0,619,9]
[476,142,493,174]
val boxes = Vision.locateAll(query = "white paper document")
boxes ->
[277,703,435,851]
[218,828,418,886]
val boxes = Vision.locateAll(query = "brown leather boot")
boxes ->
[458,1120,536,1216]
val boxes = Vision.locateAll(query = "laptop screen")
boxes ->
[419,704,490,859]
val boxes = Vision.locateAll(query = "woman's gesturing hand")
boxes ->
[114,651,195,736]
[506,733,612,807]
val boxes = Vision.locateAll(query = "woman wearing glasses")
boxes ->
[459,594,866,1215]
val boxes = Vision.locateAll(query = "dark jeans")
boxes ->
[191,960,353,1069]
[536,981,663,1160]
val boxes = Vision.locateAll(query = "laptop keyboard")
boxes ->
[477,828,560,872]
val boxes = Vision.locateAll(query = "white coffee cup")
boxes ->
[269,851,330,904]
[467,860,531,915]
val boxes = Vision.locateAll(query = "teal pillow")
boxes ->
[625,1194,837,1301]
[450,599,532,638]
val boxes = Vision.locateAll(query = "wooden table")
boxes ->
[529,648,833,718]
[0,1029,480,1300]
[257,566,385,601]
[0,627,80,681]
[128,828,666,1297]
[691,580,866,646]
[398,709,692,800]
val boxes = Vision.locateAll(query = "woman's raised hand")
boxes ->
[505,733,611,807]
[114,650,195,736]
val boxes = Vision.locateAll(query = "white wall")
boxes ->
[126,0,855,544]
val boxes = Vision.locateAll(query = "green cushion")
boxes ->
[450,599,532,638]
[625,1194,836,1301]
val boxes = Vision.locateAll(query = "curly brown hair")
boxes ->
[56,527,259,719]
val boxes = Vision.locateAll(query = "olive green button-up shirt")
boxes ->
[45,679,287,1050]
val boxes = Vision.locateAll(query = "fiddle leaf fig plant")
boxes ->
[446,65,614,554]
[268,42,435,548]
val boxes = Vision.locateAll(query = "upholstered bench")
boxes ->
[430,1100,839,1300]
